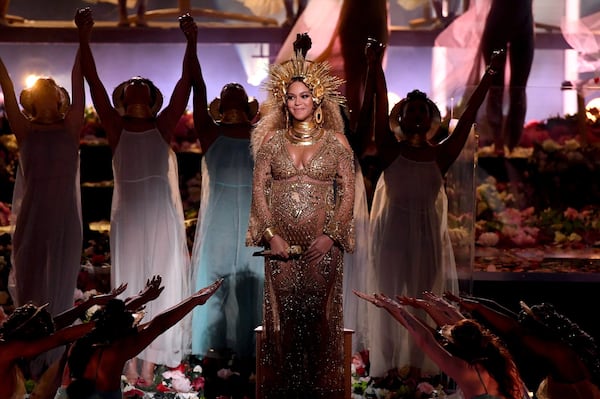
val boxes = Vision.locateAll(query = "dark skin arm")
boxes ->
[398,291,464,327]
[156,14,196,144]
[189,16,218,151]
[355,38,385,160]
[444,292,521,336]
[0,54,29,142]
[368,40,400,171]
[444,293,592,382]
[2,322,93,362]
[0,323,93,399]
[75,8,122,152]
[123,275,164,311]
[435,49,505,174]
[53,283,127,329]
[354,290,471,384]
[64,49,86,142]
[115,279,222,360]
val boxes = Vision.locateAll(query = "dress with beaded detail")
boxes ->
[246,128,355,399]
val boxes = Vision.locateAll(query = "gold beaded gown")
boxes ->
[247,128,355,398]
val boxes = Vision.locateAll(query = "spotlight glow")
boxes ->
[388,92,401,113]
[25,74,40,88]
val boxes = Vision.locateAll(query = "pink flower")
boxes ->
[162,369,193,392]
[416,382,435,395]
[564,207,579,220]
[477,232,500,247]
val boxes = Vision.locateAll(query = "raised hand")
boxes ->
[293,33,312,58]
[443,291,479,314]
[420,291,464,324]
[486,48,506,75]
[139,275,164,302]
[354,291,399,312]
[365,37,385,66]
[194,278,224,305]
[75,8,94,38]
[178,13,197,42]
[89,282,128,307]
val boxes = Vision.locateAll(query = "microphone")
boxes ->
[253,245,303,257]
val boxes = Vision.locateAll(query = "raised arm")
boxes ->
[5,322,93,361]
[0,55,28,140]
[398,291,464,327]
[447,293,522,338]
[367,40,398,169]
[354,291,467,380]
[189,18,218,151]
[75,8,121,149]
[436,49,505,174]
[119,279,222,359]
[64,49,85,141]
[157,14,196,140]
[53,283,128,330]
[124,275,164,311]
[354,38,380,159]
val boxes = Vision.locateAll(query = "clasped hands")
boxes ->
[268,234,333,265]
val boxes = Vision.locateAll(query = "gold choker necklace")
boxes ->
[286,120,324,146]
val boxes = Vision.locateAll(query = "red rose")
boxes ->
[192,376,205,391]
[156,382,173,392]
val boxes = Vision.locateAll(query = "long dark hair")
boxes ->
[442,319,522,399]
[0,303,54,341]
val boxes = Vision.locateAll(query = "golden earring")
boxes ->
[314,104,323,125]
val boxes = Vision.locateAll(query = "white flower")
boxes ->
[85,305,102,320]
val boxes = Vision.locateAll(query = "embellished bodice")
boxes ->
[269,129,344,181]
[247,128,355,252]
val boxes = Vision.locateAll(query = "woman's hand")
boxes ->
[365,37,385,66]
[194,278,224,305]
[88,282,128,307]
[178,13,197,42]
[75,8,94,40]
[355,291,402,314]
[138,275,164,302]
[304,234,334,265]
[443,291,479,313]
[268,235,291,259]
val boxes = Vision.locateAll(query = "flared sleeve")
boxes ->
[324,140,355,253]
[246,138,275,246]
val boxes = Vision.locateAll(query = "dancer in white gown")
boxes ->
[361,39,502,376]
[76,8,195,382]
[0,50,84,322]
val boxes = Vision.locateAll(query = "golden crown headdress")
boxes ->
[265,50,345,106]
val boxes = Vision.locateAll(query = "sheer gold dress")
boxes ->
[247,128,355,398]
